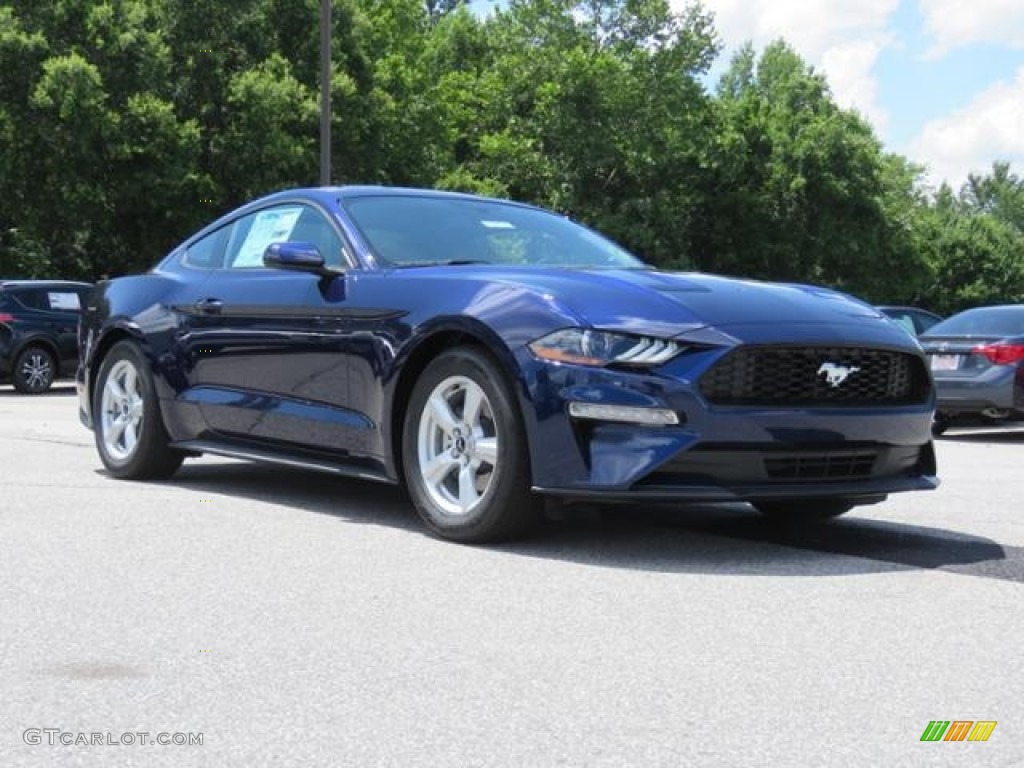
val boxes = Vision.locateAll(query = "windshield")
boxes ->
[923,306,1024,338]
[343,195,646,269]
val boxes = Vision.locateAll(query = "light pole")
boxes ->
[319,0,331,186]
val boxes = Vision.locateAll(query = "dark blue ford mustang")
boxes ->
[78,186,938,541]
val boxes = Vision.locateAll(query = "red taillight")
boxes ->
[972,343,1024,365]
[0,312,15,323]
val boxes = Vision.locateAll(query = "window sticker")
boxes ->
[48,292,81,310]
[233,207,303,268]
[480,220,516,229]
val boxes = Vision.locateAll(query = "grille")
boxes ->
[764,451,877,480]
[635,444,924,488]
[699,346,930,406]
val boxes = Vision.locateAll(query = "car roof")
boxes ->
[259,185,543,209]
[947,304,1024,315]
[182,185,547,251]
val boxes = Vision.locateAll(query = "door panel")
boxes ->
[183,270,350,446]
[178,202,366,455]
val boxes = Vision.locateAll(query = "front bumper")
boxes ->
[536,475,938,502]
[530,422,938,502]
[520,352,938,502]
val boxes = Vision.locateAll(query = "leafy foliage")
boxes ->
[0,0,1019,314]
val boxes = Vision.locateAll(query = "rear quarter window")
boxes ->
[8,288,83,311]
[11,289,48,310]
[47,291,82,311]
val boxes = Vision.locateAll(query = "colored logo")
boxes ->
[920,721,997,742]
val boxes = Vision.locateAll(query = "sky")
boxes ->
[689,0,1024,190]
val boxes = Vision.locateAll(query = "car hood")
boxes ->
[415,266,886,336]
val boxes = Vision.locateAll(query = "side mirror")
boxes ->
[263,242,334,275]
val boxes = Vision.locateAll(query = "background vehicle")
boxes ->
[77,187,937,542]
[877,305,944,336]
[920,304,1024,434]
[0,280,93,393]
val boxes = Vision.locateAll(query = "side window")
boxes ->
[224,204,344,269]
[12,289,47,310]
[915,313,940,335]
[46,290,82,311]
[292,207,345,267]
[183,227,229,269]
[893,314,916,335]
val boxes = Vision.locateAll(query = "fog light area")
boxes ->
[567,402,680,425]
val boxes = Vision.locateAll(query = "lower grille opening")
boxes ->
[764,451,877,480]
[637,443,923,487]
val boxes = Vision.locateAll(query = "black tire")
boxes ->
[12,345,56,394]
[93,340,183,480]
[754,499,857,523]
[402,346,541,543]
[931,413,950,436]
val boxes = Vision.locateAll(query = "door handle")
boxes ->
[194,298,223,315]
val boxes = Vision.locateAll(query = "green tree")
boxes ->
[701,41,929,301]
[0,5,50,276]
[427,0,720,266]
[916,165,1024,313]
[0,1,204,278]
[960,161,1024,233]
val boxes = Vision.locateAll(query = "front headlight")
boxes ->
[528,328,682,367]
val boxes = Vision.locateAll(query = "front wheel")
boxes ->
[754,499,857,523]
[13,345,56,393]
[402,346,540,543]
[93,340,183,480]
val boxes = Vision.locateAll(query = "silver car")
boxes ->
[920,305,1024,434]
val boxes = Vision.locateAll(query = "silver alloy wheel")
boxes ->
[417,375,499,518]
[100,359,145,462]
[21,351,52,391]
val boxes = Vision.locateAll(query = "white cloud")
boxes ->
[821,39,889,132]
[920,0,1024,58]
[908,67,1024,188]
[696,0,897,59]
[693,0,898,132]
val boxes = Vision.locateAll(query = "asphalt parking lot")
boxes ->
[1,384,1021,767]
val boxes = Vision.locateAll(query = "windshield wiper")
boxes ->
[396,259,494,268]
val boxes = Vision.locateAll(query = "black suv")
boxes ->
[0,280,93,393]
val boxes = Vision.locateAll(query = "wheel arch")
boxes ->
[387,322,526,484]
[11,337,62,391]
[85,326,147,411]
[14,336,62,367]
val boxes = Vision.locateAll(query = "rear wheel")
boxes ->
[13,345,56,394]
[93,340,183,479]
[754,499,857,523]
[402,346,540,543]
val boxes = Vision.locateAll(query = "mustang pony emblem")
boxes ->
[817,362,861,387]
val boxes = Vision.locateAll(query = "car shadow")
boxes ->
[136,460,1023,584]
[510,504,1021,583]
[147,461,423,533]
[938,427,1024,443]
